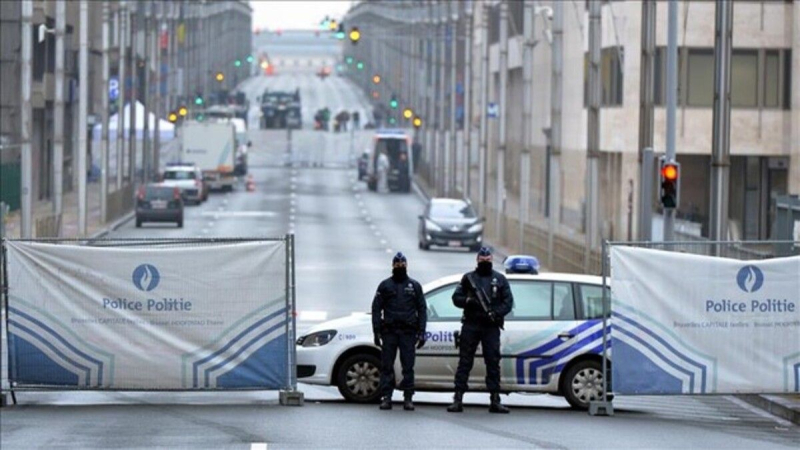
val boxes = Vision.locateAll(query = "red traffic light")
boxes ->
[661,163,679,181]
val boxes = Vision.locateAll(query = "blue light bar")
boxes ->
[504,255,540,275]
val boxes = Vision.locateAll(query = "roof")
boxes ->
[422,272,604,293]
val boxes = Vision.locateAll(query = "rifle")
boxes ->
[465,273,503,329]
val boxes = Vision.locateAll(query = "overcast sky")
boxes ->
[250,1,354,31]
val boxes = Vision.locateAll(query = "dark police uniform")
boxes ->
[451,269,513,394]
[372,274,427,399]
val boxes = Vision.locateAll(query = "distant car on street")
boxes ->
[296,272,609,410]
[161,163,206,204]
[135,184,184,228]
[418,198,484,251]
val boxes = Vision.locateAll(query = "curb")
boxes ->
[88,211,135,240]
[736,394,800,425]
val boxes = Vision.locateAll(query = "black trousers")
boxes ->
[454,322,502,393]
[379,328,417,397]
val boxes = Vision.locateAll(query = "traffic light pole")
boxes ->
[585,0,601,271]
[663,0,678,242]
[101,0,110,222]
[496,0,508,245]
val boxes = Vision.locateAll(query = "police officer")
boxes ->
[372,252,427,411]
[448,247,513,414]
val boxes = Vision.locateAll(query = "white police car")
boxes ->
[296,272,609,409]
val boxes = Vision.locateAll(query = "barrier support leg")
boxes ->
[589,400,613,416]
[279,389,304,406]
[589,240,614,417]
[0,390,17,407]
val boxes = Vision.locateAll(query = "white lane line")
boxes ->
[207,221,214,227]
[290,207,296,214]
[201,211,278,218]
[251,444,268,450]
[289,215,295,221]
[290,192,297,198]
[201,228,209,234]
[365,217,372,222]
[361,209,367,215]
[354,194,361,199]
[386,248,393,253]
[380,240,387,245]
[222,199,229,205]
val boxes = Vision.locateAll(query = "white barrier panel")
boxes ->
[5,241,290,390]
[610,246,800,395]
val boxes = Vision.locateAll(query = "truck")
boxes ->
[180,120,237,192]
[260,89,301,129]
[366,129,413,193]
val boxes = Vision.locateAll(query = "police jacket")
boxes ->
[372,275,427,333]
[452,269,514,327]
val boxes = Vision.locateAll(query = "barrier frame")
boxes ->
[0,236,302,406]
[589,239,800,417]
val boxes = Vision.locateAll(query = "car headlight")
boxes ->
[467,223,484,233]
[297,330,337,347]
[425,219,442,232]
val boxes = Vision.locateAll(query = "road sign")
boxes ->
[487,102,499,119]
[109,77,119,102]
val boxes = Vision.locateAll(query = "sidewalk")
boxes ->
[2,182,132,240]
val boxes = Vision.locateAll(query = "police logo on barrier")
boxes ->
[736,265,764,293]
[132,264,161,292]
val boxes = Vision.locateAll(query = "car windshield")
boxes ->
[164,170,196,180]
[430,201,476,219]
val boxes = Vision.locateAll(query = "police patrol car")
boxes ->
[296,271,609,410]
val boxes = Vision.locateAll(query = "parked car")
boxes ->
[296,272,609,410]
[135,184,184,228]
[161,163,206,204]
[418,198,484,251]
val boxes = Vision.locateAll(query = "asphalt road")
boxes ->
[1,73,799,449]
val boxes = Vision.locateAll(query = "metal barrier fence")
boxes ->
[0,236,302,406]
[590,240,800,416]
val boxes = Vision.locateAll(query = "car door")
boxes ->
[501,280,583,392]
[411,282,463,388]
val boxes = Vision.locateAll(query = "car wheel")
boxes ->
[419,241,430,251]
[562,360,605,410]
[177,218,183,228]
[135,218,142,228]
[336,353,382,403]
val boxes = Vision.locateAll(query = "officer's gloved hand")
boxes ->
[466,294,478,305]
[488,311,498,323]
[416,332,426,349]
[373,333,382,347]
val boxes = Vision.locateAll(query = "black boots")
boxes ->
[403,392,415,411]
[489,393,510,414]
[446,391,464,413]
[379,396,392,410]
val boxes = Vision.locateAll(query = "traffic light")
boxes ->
[335,24,345,40]
[215,72,225,82]
[178,106,188,117]
[371,91,380,99]
[388,117,396,125]
[260,60,269,70]
[234,59,242,67]
[389,95,398,109]
[194,95,204,106]
[659,159,681,209]
[413,116,423,128]
[346,56,353,65]
[168,112,178,123]
[329,19,338,31]
[356,61,364,70]
[246,55,254,64]
[372,74,381,84]
[403,108,413,120]
[349,26,360,44]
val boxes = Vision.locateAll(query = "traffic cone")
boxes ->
[246,175,256,192]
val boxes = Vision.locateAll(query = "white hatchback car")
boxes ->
[296,272,609,409]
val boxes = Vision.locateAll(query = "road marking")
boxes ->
[361,209,367,215]
[201,228,209,234]
[386,248,393,253]
[380,240,387,245]
[222,199,229,205]
[251,444,268,450]
[290,192,297,198]
[207,221,214,228]
[289,215,295,221]
[201,211,278,218]
[290,207,296,214]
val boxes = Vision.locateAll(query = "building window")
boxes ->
[686,49,714,107]
[731,50,758,107]
[583,46,625,107]
[764,50,780,108]
[655,47,791,110]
